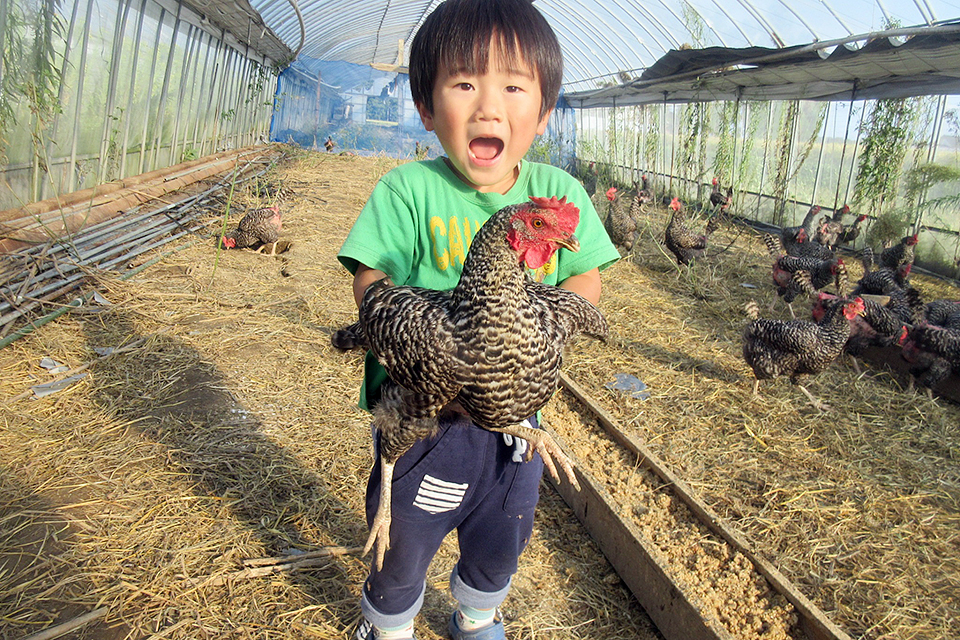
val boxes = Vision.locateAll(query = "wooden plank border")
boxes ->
[546,371,853,640]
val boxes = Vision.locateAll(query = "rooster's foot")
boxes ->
[491,424,580,491]
[362,460,394,571]
[798,384,831,412]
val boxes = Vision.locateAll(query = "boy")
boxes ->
[337,0,620,638]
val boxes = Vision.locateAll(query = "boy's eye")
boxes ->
[456,82,474,91]
[505,86,522,93]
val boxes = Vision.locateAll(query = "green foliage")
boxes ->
[525,134,562,165]
[367,95,399,122]
[643,105,660,174]
[771,101,799,225]
[865,206,912,249]
[1,0,65,166]
[852,97,923,217]
[676,101,708,201]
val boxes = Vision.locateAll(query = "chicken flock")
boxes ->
[583,169,958,408]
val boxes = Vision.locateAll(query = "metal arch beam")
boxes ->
[654,0,725,48]
[775,0,820,42]
[539,8,635,82]
[735,0,784,47]
[601,0,676,57]
[624,0,683,51]
[817,0,855,36]
[710,0,756,46]
[680,2,730,48]
[540,2,640,78]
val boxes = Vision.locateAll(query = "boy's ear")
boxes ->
[416,102,435,132]
[536,107,555,135]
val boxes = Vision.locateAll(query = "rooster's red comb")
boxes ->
[670,197,682,211]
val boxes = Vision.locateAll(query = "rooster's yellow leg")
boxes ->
[489,424,580,491]
[363,458,394,571]
[797,384,831,412]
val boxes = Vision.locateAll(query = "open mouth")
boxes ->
[469,137,504,164]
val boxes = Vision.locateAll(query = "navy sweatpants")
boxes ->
[360,413,544,628]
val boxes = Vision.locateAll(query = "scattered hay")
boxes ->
[2,148,958,639]
[0,149,659,640]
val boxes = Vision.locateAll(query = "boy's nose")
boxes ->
[474,92,503,121]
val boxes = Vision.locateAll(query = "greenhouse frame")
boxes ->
[2,1,960,639]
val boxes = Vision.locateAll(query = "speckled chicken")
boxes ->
[603,186,638,255]
[220,205,282,252]
[631,175,653,217]
[665,197,719,266]
[357,196,607,568]
[764,233,843,318]
[853,247,912,296]
[780,205,821,253]
[742,295,865,410]
[878,233,919,270]
[923,299,960,330]
[813,288,919,372]
[835,212,868,248]
[900,323,960,396]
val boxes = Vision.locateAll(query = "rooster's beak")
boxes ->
[556,234,580,253]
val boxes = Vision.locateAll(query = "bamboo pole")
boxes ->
[0,147,269,252]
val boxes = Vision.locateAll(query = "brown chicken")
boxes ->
[632,174,653,213]
[324,136,336,152]
[220,205,282,252]
[603,186,638,255]
[357,196,607,568]
[742,295,865,410]
[665,197,718,266]
[709,177,732,212]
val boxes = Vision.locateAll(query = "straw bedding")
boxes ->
[0,148,659,640]
[1,147,958,640]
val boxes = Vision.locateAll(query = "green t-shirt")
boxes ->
[338,157,621,410]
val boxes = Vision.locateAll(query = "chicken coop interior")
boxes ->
[2,0,960,639]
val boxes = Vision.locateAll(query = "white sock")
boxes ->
[376,620,415,640]
[456,605,496,631]
[358,619,415,640]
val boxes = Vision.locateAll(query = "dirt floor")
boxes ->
[2,147,959,640]
[0,149,662,640]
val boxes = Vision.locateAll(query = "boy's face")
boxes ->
[417,38,553,194]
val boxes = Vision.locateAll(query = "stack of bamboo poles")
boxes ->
[0,145,286,342]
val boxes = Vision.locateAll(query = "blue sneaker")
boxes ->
[448,611,505,640]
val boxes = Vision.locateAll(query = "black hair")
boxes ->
[409,0,563,121]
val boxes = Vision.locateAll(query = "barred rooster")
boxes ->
[835,213,868,248]
[879,233,919,270]
[709,177,732,212]
[357,196,607,569]
[743,295,865,411]
[664,197,719,266]
[604,186,637,255]
[220,205,282,253]
[900,323,960,397]
[764,233,843,318]
[780,205,822,253]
